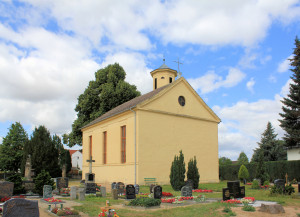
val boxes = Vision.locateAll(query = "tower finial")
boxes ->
[173,57,183,78]
[163,54,165,64]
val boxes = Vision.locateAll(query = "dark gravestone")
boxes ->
[43,185,52,199]
[0,181,14,198]
[298,182,300,194]
[222,188,230,201]
[112,189,118,200]
[239,186,245,198]
[149,184,155,193]
[181,185,192,197]
[111,182,117,190]
[116,182,125,195]
[227,181,240,198]
[274,179,285,191]
[3,198,39,217]
[56,177,69,190]
[153,185,162,199]
[85,183,97,194]
[126,185,136,199]
[134,184,140,194]
[85,173,95,183]
[185,179,194,189]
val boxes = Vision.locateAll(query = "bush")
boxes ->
[242,205,256,212]
[34,170,54,195]
[238,165,249,182]
[263,180,270,186]
[187,156,200,189]
[252,180,260,189]
[170,150,185,191]
[284,184,295,195]
[128,198,161,207]
[7,173,25,194]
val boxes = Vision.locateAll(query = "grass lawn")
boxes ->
[68,181,300,217]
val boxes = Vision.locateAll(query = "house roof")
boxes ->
[69,150,77,156]
[82,81,173,129]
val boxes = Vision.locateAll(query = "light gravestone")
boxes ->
[100,186,106,197]
[111,182,117,190]
[0,181,14,198]
[3,198,39,217]
[78,188,85,201]
[134,184,140,194]
[181,185,192,197]
[70,186,77,200]
[117,182,125,195]
[126,185,136,200]
[43,185,52,199]
[149,184,155,193]
[112,189,118,200]
[153,185,162,199]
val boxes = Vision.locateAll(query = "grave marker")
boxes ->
[85,183,97,194]
[112,189,118,200]
[274,179,285,191]
[126,185,136,199]
[78,188,85,201]
[116,182,125,195]
[101,186,106,197]
[0,181,14,198]
[70,186,77,200]
[3,198,39,217]
[134,184,139,194]
[222,188,230,201]
[43,185,52,199]
[227,181,240,198]
[153,185,162,199]
[111,182,117,190]
[185,179,194,189]
[181,185,192,197]
[149,184,155,193]
[56,177,69,190]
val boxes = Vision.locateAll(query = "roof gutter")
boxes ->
[129,107,137,185]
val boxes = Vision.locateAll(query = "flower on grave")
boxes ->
[44,197,62,203]
[221,199,241,204]
[192,189,213,193]
[161,198,176,203]
[240,198,252,206]
[0,196,11,202]
[99,212,105,217]
[243,197,255,202]
[162,192,173,197]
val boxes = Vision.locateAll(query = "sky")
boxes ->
[0,0,300,160]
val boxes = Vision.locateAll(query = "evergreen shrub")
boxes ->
[170,150,185,191]
[128,198,161,207]
[34,170,54,195]
[7,173,25,194]
[187,156,200,189]
[238,165,249,182]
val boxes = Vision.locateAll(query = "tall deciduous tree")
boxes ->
[21,126,61,177]
[0,122,28,172]
[64,63,141,147]
[237,151,249,164]
[251,122,286,162]
[279,37,300,148]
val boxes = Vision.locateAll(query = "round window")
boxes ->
[178,96,185,106]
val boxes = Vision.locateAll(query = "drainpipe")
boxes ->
[129,107,137,185]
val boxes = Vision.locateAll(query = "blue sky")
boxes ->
[0,0,300,160]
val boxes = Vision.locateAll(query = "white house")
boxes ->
[69,150,82,170]
[287,146,300,161]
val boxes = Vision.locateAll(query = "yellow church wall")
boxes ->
[82,111,139,184]
[141,79,220,123]
[137,110,219,184]
[151,70,176,90]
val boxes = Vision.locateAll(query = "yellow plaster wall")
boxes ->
[151,70,176,90]
[82,111,138,184]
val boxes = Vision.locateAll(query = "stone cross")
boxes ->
[285,173,288,184]
[86,156,95,174]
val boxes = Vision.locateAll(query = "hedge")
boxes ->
[219,160,300,182]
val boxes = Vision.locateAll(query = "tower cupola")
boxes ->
[150,63,177,90]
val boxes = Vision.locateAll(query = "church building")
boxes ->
[81,63,221,185]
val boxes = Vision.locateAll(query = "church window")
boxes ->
[169,77,172,83]
[121,126,126,163]
[89,136,92,157]
[103,131,107,164]
[178,96,185,106]
[155,78,157,89]
[161,76,165,79]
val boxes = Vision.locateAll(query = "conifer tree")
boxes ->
[238,164,249,182]
[255,150,269,184]
[187,156,200,189]
[170,150,186,191]
[237,151,249,164]
[279,37,300,148]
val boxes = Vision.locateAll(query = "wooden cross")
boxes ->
[285,173,288,184]
[86,156,95,174]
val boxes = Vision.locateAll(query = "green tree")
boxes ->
[237,151,249,164]
[53,135,72,174]
[279,37,300,148]
[219,157,232,166]
[34,170,54,195]
[238,164,249,182]
[65,63,141,146]
[21,126,61,177]
[251,122,286,162]
[0,122,28,172]
[187,156,200,189]
[170,150,186,191]
[255,150,269,184]
[7,173,25,194]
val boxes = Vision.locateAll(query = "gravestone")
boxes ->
[85,183,97,194]
[126,185,136,199]
[100,186,106,197]
[227,181,240,198]
[181,185,192,197]
[134,184,140,194]
[78,188,85,201]
[23,181,35,193]
[185,179,194,189]
[239,186,245,198]
[222,188,230,201]
[111,182,117,190]
[116,182,125,195]
[3,198,39,217]
[0,181,14,198]
[298,182,300,194]
[149,184,155,193]
[24,155,33,181]
[112,189,118,200]
[259,204,285,214]
[70,186,77,200]
[274,179,285,191]
[153,185,162,199]
[56,177,69,190]
[43,185,52,199]
[62,164,67,178]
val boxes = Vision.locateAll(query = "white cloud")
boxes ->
[246,77,255,93]
[0,136,2,144]
[277,55,293,73]
[188,67,246,94]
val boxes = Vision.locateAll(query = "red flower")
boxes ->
[192,189,213,193]
[162,192,173,197]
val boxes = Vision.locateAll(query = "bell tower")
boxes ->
[150,61,177,90]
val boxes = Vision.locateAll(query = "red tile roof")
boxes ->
[69,150,77,156]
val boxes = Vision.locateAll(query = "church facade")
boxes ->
[81,64,221,185]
